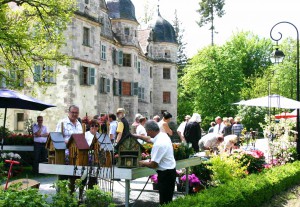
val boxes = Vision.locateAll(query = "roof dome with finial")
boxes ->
[148,4,177,43]
[106,0,137,22]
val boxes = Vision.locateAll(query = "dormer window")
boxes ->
[124,28,130,36]
[165,50,170,58]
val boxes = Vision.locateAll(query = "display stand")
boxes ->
[39,157,203,207]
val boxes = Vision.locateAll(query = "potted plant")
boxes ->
[178,173,203,193]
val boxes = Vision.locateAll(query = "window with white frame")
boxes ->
[83,27,90,46]
[79,66,95,85]
[101,44,106,60]
[123,53,131,67]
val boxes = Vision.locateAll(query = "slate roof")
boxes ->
[106,0,137,21]
[46,132,66,150]
[67,134,89,150]
[137,29,151,55]
[148,11,177,43]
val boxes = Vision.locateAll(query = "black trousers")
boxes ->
[33,142,47,174]
[157,168,176,205]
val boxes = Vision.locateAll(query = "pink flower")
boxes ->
[150,174,158,184]
[180,174,201,187]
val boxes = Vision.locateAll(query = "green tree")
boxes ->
[0,0,76,89]
[178,31,273,129]
[197,0,225,46]
[173,9,188,79]
[180,45,244,128]
[138,0,154,25]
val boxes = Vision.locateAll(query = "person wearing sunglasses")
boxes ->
[83,119,99,190]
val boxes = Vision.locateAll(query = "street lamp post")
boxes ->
[270,21,300,157]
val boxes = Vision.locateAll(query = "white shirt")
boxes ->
[151,132,176,171]
[213,123,225,134]
[109,120,118,140]
[177,121,187,134]
[136,124,147,144]
[55,117,83,142]
[198,133,219,151]
[33,124,48,143]
[85,131,100,146]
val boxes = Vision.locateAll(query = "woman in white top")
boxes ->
[83,119,99,189]
[136,116,147,144]
[158,111,173,136]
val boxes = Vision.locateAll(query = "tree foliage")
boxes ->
[197,0,225,46]
[0,0,76,89]
[173,9,188,79]
[178,32,273,129]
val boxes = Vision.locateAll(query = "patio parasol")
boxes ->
[275,110,297,119]
[233,94,300,109]
[0,88,55,150]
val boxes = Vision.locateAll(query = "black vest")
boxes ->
[120,117,130,141]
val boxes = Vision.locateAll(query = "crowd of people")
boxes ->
[32,105,245,205]
[176,115,244,153]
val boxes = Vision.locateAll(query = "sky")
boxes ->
[131,0,300,58]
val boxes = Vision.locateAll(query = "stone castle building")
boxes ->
[3,0,178,132]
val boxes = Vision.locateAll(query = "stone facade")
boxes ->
[2,0,178,132]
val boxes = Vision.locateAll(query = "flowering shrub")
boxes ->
[231,149,265,174]
[142,143,153,154]
[150,174,158,184]
[269,141,297,165]
[180,174,201,187]
[173,143,194,160]
[1,152,21,161]
[5,134,33,145]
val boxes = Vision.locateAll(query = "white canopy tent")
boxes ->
[234,94,300,109]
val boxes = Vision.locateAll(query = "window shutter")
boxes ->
[89,68,95,85]
[134,82,139,96]
[79,66,84,85]
[138,87,141,99]
[34,65,42,82]
[44,66,55,83]
[142,88,145,100]
[130,82,134,96]
[118,51,123,65]
[119,80,123,96]
[99,77,104,93]
[138,62,141,73]
[112,49,116,65]
[106,78,111,93]
[18,70,24,87]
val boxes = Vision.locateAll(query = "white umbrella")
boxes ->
[234,94,300,109]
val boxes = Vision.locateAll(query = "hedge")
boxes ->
[164,161,300,207]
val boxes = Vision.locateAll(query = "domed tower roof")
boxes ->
[106,0,137,22]
[149,7,177,43]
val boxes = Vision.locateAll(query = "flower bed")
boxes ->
[4,134,33,146]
